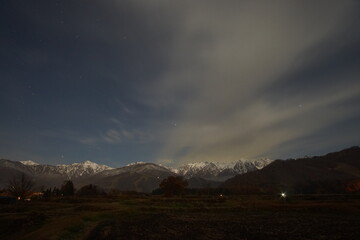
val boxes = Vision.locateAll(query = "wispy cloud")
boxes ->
[133,1,360,165]
[3,1,358,166]
[78,127,158,146]
[77,137,99,146]
[114,98,134,115]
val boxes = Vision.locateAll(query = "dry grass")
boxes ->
[0,195,359,240]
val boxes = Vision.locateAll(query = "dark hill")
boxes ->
[222,146,360,194]
[77,163,176,193]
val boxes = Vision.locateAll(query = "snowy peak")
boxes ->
[20,160,39,166]
[56,160,113,178]
[126,161,146,167]
[101,162,172,177]
[176,158,273,180]
[73,160,112,170]
[253,158,273,169]
[11,158,272,182]
[82,160,97,165]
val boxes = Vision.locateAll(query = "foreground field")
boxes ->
[0,195,359,240]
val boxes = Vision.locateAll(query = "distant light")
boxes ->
[220,194,223,197]
[281,192,286,198]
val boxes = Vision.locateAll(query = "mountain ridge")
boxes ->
[175,158,272,181]
[2,146,358,193]
[0,157,272,191]
[221,146,360,194]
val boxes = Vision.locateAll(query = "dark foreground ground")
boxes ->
[0,194,359,240]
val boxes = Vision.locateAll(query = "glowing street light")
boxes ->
[280,192,286,198]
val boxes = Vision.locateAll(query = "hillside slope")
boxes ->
[222,146,360,194]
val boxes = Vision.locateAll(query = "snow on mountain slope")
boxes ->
[56,160,113,178]
[99,162,172,177]
[91,162,177,193]
[20,160,39,166]
[4,158,271,183]
[15,160,113,179]
[253,158,273,169]
[126,161,146,166]
[176,158,273,180]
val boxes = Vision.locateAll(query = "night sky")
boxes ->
[1,1,359,167]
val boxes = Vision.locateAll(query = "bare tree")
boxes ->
[160,176,188,196]
[60,180,74,196]
[8,173,34,200]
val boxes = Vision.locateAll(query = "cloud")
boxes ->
[133,1,360,165]
[114,98,134,115]
[78,137,99,146]
[101,129,123,144]
[42,126,152,146]
[1,1,358,166]
[78,126,159,146]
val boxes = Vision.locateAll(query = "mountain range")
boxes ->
[222,146,360,194]
[0,157,271,192]
[175,159,272,181]
[1,146,359,194]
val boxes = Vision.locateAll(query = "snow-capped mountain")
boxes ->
[0,159,112,189]
[176,162,220,179]
[9,158,271,181]
[20,160,39,166]
[100,162,170,177]
[125,161,147,167]
[14,160,113,179]
[176,158,273,180]
[88,162,177,192]
[0,157,272,191]
[55,160,113,178]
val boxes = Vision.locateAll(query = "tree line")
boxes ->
[4,173,106,200]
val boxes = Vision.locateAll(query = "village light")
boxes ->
[280,192,286,198]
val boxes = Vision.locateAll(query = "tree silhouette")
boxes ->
[77,184,105,196]
[159,176,188,196]
[61,180,75,196]
[8,173,34,200]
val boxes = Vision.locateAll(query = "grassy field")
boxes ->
[0,194,359,240]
